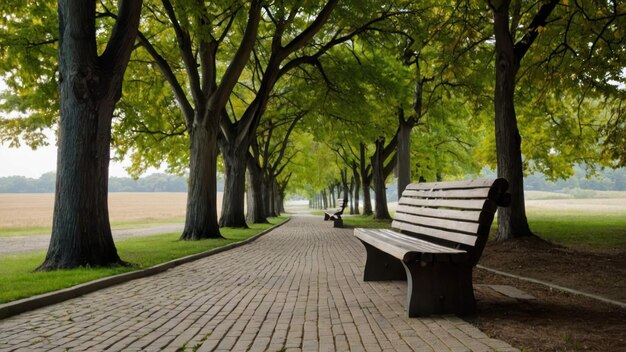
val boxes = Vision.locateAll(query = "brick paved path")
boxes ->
[0,216,517,352]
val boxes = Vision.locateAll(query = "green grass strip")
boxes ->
[0,217,287,304]
[341,215,392,229]
[527,212,626,251]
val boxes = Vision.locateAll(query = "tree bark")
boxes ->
[397,109,413,198]
[246,153,268,223]
[219,142,248,227]
[372,138,392,220]
[348,176,354,214]
[360,143,373,215]
[341,168,350,203]
[272,178,282,216]
[492,0,532,241]
[181,122,222,239]
[351,162,361,215]
[39,0,142,270]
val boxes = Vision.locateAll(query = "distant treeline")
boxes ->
[483,165,626,192]
[0,172,227,193]
[2,165,624,194]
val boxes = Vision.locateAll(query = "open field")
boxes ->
[0,192,223,237]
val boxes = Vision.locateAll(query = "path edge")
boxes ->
[0,218,291,320]
[477,264,626,309]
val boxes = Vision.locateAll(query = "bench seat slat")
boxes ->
[355,228,466,261]
[401,188,491,199]
[395,205,482,222]
[399,197,488,210]
[393,212,479,234]
[391,220,478,246]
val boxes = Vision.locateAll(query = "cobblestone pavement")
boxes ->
[0,216,517,352]
[0,224,184,254]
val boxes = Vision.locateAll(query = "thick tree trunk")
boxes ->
[372,138,392,220]
[246,155,268,224]
[181,123,222,239]
[39,0,142,270]
[493,1,533,241]
[397,110,413,198]
[40,99,122,270]
[219,146,248,228]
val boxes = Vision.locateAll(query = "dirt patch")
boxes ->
[473,237,626,351]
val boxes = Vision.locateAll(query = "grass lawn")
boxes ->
[0,217,287,304]
[527,211,626,251]
[341,215,392,229]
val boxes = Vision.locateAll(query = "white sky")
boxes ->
[0,80,149,178]
[0,134,136,178]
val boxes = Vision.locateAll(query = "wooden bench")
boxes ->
[353,179,510,317]
[324,198,347,227]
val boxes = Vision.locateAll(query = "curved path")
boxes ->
[0,224,184,254]
[0,216,516,352]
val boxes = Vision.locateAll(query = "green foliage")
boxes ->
[0,0,623,197]
[0,1,58,148]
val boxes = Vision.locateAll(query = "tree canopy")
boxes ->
[0,0,624,256]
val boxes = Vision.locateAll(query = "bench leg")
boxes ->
[402,261,476,317]
[360,241,406,281]
[332,218,343,228]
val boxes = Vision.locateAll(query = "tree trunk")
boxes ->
[360,143,373,215]
[492,1,533,241]
[219,145,248,228]
[329,185,336,208]
[38,0,142,270]
[272,178,282,216]
[41,97,122,270]
[372,138,392,220]
[265,177,277,217]
[397,109,413,198]
[181,122,222,239]
[277,185,286,214]
[246,154,268,224]
[348,177,354,214]
[352,164,361,215]
[342,169,350,203]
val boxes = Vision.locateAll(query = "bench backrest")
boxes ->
[392,178,509,265]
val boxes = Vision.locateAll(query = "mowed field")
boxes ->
[0,192,223,236]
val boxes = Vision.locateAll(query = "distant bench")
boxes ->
[354,179,510,317]
[324,198,347,227]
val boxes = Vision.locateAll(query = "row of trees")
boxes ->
[0,1,624,269]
